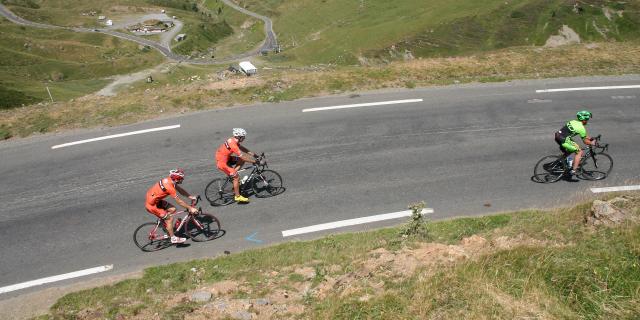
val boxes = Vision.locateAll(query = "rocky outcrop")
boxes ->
[586,196,639,226]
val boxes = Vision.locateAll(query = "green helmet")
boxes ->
[576,110,592,121]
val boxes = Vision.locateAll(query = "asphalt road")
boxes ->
[0,2,277,64]
[0,75,639,299]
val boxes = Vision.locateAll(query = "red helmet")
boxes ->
[169,168,185,183]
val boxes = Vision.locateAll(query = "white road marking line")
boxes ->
[282,208,434,237]
[302,99,423,113]
[0,265,113,294]
[590,185,640,193]
[51,124,180,149]
[536,85,640,93]
[611,95,636,99]
[527,99,552,103]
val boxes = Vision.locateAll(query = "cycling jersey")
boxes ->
[555,120,587,153]
[215,137,242,164]
[215,138,244,176]
[146,177,177,206]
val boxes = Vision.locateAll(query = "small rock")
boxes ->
[191,291,212,302]
[232,311,255,320]
[206,300,228,311]
[191,267,197,273]
[586,200,634,226]
[146,288,153,294]
[254,298,270,306]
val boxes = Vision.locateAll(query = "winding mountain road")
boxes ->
[0,1,278,64]
[0,75,638,308]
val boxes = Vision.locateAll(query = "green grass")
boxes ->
[42,194,640,319]
[203,0,266,58]
[0,17,163,108]
[230,0,640,64]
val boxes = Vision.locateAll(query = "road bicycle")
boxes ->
[205,153,284,206]
[533,135,613,183]
[133,196,222,252]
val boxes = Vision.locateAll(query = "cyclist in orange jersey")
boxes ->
[215,128,258,203]
[145,168,198,244]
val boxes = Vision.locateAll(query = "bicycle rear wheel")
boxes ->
[533,155,567,183]
[252,169,284,198]
[205,178,235,206]
[579,152,613,180]
[186,213,222,242]
[133,222,172,252]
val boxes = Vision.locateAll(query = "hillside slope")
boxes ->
[0,17,163,109]
[234,0,640,64]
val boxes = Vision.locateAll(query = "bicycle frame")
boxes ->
[560,135,608,172]
[148,198,204,239]
[223,154,269,190]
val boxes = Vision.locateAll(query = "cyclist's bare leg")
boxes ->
[573,148,584,171]
[233,175,241,197]
[164,207,177,237]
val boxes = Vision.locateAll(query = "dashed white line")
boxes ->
[302,99,423,113]
[527,99,552,104]
[51,124,180,149]
[0,265,113,294]
[282,208,434,237]
[611,95,636,100]
[590,185,640,193]
[536,85,640,93]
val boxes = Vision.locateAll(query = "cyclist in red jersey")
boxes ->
[215,128,258,203]
[145,169,198,244]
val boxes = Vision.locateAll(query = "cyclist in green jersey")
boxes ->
[554,110,597,176]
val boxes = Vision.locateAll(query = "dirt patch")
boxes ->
[205,76,265,91]
[544,25,581,47]
[240,19,255,29]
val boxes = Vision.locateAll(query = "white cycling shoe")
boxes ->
[171,236,187,244]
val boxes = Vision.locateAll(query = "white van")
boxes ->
[238,61,257,76]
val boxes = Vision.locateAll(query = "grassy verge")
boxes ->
[37,193,640,319]
[2,41,639,139]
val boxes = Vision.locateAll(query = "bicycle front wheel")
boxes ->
[579,152,613,180]
[252,169,284,198]
[133,222,171,252]
[533,155,567,183]
[205,178,235,206]
[186,213,222,242]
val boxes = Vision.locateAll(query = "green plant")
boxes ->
[401,201,429,239]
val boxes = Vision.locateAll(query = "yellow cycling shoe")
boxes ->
[234,195,250,203]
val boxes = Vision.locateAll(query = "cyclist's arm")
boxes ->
[583,136,596,146]
[238,144,255,157]
[173,195,197,213]
[175,185,194,198]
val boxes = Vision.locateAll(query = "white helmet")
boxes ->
[232,128,247,137]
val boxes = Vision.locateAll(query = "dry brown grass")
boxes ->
[2,42,640,139]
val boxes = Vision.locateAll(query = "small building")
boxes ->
[175,33,187,42]
[105,19,113,26]
[239,61,257,76]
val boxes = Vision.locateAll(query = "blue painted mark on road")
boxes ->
[245,232,263,243]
